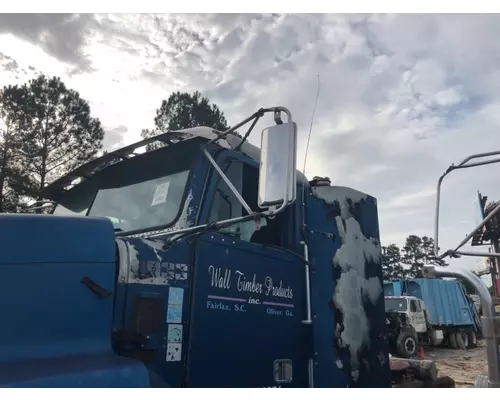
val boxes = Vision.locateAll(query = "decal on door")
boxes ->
[166,343,182,362]
[166,324,183,362]
[206,265,296,317]
[167,324,183,343]
[166,287,184,323]
[166,288,184,362]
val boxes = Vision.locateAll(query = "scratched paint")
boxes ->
[173,190,194,230]
[116,239,140,283]
[116,238,189,285]
[141,238,165,263]
[312,186,382,382]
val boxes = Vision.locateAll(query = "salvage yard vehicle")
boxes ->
[384,298,421,358]
[383,277,481,357]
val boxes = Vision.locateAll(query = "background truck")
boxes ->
[0,107,392,388]
[383,278,481,357]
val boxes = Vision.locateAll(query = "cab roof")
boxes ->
[42,126,308,199]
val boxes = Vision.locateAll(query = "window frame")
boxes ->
[52,138,205,237]
[201,149,296,250]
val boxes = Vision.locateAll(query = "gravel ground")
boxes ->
[423,340,488,387]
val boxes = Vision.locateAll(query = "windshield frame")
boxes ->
[51,137,207,236]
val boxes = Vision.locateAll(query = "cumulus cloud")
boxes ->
[2,13,500,273]
[0,14,96,73]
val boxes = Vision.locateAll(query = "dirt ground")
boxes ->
[423,340,488,387]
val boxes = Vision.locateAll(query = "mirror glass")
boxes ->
[258,122,297,208]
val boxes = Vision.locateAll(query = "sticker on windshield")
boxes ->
[151,181,170,206]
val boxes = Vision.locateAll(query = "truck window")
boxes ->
[52,137,203,233]
[410,300,418,312]
[88,170,190,232]
[384,298,408,312]
[208,160,282,247]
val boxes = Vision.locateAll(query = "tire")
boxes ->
[396,330,419,358]
[467,330,478,349]
[449,332,459,349]
[456,330,468,350]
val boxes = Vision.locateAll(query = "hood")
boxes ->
[0,214,115,264]
[0,213,117,364]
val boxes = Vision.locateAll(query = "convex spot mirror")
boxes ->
[258,122,297,209]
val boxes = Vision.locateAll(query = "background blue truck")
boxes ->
[383,277,481,357]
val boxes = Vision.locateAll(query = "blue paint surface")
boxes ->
[0,214,150,387]
[306,188,390,388]
[383,279,405,297]
[113,238,193,388]
[187,234,308,387]
[0,355,150,388]
[387,278,481,331]
[0,214,115,263]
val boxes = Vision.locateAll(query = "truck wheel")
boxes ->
[456,330,468,350]
[467,330,478,349]
[396,331,418,358]
[449,332,459,349]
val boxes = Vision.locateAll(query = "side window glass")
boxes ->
[208,161,243,225]
[208,159,283,247]
[410,300,418,312]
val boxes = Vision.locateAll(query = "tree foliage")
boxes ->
[18,75,105,199]
[382,235,448,280]
[381,244,404,279]
[0,84,29,211]
[0,74,105,210]
[141,91,234,151]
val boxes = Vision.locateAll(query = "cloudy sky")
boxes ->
[1,13,499,274]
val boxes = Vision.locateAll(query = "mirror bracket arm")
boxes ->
[274,110,283,125]
[202,147,254,217]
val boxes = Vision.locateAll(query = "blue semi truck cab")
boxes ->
[0,107,390,387]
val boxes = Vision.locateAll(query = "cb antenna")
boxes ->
[301,74,321,228]
[302,74,320,177]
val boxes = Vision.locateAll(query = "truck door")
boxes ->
[409,299,427,333]
[185,152,309,388]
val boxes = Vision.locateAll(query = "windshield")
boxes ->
[385,298,408,312]
[52,137,205,233]
[88,170,189,232]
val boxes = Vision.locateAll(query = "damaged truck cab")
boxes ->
[0,107,390,387]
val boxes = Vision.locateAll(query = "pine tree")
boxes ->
[141,91,236,151]
[381,244,405,280]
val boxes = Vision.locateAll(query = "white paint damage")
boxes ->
[313,186,383,382]
[173,190,194,231]
[116,238,140,283]
[141,238,165,264]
